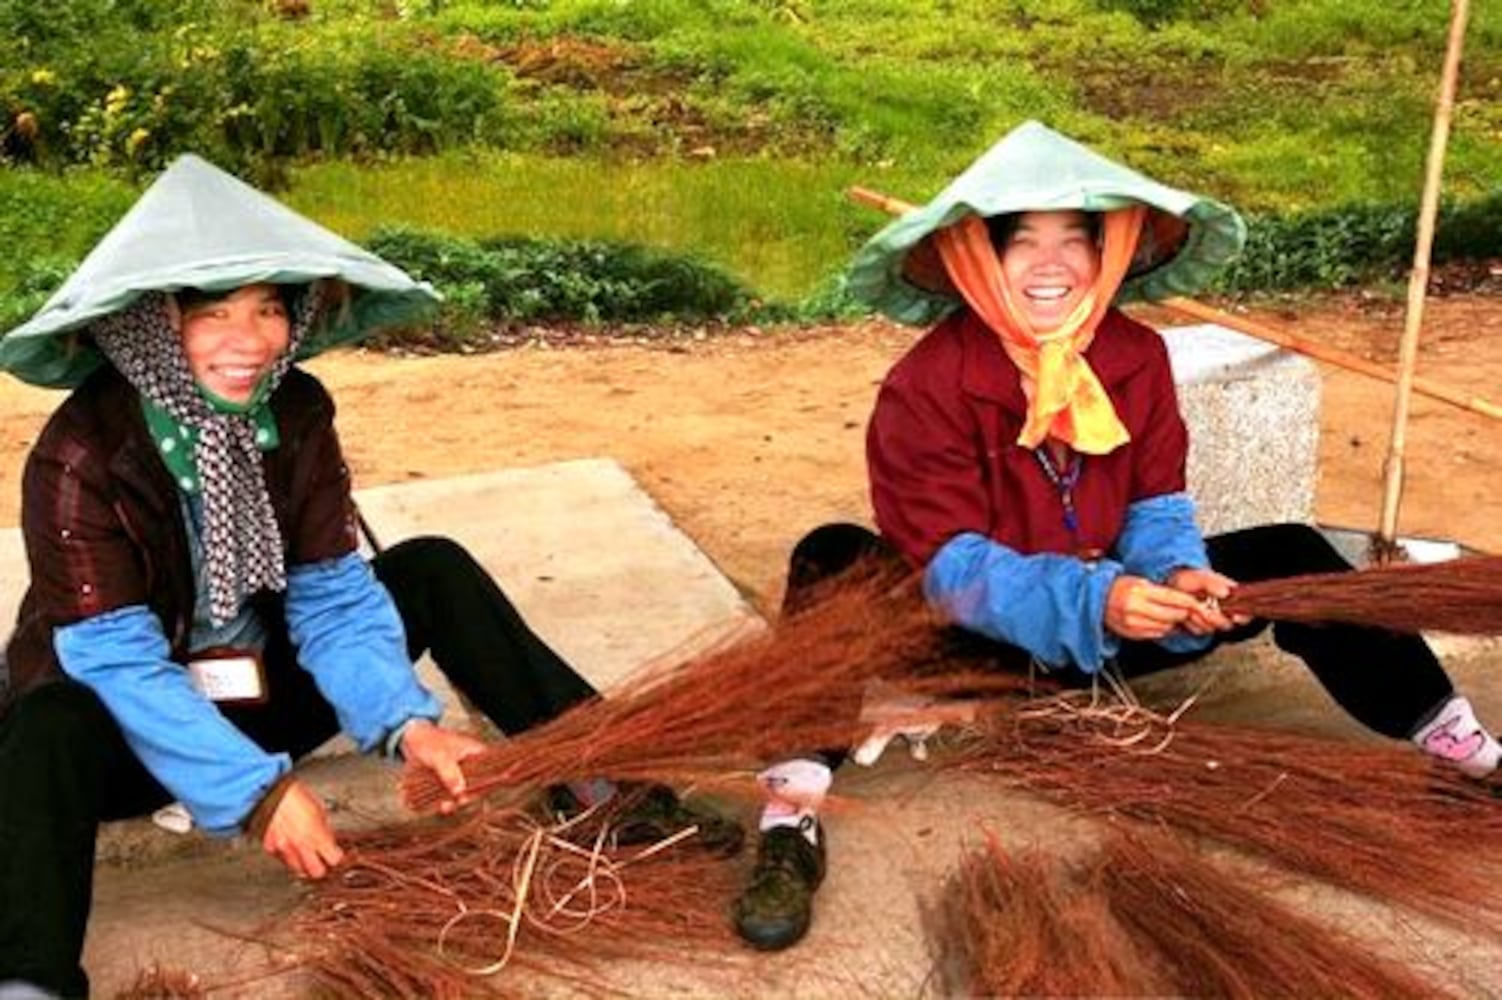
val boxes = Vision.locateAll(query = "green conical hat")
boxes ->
[845,120,1246,326]
[0,154,439,388]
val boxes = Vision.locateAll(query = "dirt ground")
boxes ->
[1,295,1499,611]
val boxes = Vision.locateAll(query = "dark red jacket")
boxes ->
[868,307,1189,567]
[3,366,361,708]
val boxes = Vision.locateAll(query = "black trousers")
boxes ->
[0,536,595,998]
[786,522,1455,761]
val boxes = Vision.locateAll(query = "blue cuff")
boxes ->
[924,532,1124,674]
[285,553,442,753]
[1115,492,1208,583]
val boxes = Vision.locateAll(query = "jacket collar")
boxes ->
[959,307,1153,414]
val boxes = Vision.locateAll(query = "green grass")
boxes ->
[284,151,934,299]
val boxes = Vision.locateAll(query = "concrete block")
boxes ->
[1161,323,1321,536]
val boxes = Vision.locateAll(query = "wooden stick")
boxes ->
[1379,0,1472,551]
[845,186,1502,423]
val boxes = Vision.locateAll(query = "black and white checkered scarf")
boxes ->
[91,285,321,625]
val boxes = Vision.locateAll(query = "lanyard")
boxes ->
[1034,445,1084,537]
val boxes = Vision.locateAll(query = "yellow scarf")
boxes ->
[933,206,1146,454]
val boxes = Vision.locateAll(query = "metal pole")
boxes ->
[1377,0,1470,559]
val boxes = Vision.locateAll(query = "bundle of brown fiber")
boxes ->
[925,831,1154,995]
[928,828,1445,998]
[1096,830,1447,999]
[292,802,742,998]
[949,695,1502,937]
[404,566,1006,811]
[1223,554,1502,634]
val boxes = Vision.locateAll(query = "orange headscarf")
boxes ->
[933,206,1146,455]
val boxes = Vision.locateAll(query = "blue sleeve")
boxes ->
[285,552,442,754]
[1114,492,1209,582]
[923,532,1124,674]
[1114,492,1213,654]
[54,606,290,836]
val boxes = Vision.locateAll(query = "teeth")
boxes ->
[1025,287,1070,301]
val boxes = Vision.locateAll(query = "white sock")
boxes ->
[1412,694,1502,779]
[756,759,831,846]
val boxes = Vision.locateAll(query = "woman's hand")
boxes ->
[400,720,486,814]
[1165,567,1249,634]
[261,778,344,879]
[1105,574,1201,640]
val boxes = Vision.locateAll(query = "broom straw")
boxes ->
[926,831,1160,996]
[950,699,1502,936]
[294,804,745,998]
[404,566,1016,810]
[1222,553,1502,634]
[931,828,1447,999]
[1096,829,1449,1000]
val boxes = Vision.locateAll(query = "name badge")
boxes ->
[187,649,267,705]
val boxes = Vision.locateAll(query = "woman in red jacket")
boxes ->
[731,122,1500,952]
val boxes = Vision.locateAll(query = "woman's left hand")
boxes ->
[1165,567,1249,634]
[400,720,486,814]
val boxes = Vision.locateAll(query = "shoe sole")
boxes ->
[734,910,811,952]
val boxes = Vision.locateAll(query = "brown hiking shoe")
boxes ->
[732,820,826,951]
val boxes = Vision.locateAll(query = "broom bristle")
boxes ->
[1096,829,1448,1000]
[1224,554,1502,634]
[403,565,1022,810]
[951,698,1502,937]
[927,832,1162,996]
[294,803,743,997]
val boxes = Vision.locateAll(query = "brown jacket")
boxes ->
[3,366,361,708]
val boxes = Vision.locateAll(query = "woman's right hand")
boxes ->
[1105,574,1200,640]
[261,778,344,879]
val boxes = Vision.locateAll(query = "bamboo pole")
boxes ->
[1378,0,1471,554]
[845,186,1502,423]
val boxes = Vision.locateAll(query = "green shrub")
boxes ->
[364,227,753,338]
[1216,193,1502,293]
[0,168,137,291]
[4,20,511,175]
[0,256,78,332]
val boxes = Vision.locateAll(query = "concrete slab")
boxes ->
[351,460,762,718]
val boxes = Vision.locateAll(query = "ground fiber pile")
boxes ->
[291,803,743,998]
[929,827,1446,998]
[947,691,1502,938]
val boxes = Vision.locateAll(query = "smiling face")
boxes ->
[996,210,1102,333]
[178,284,291,403]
